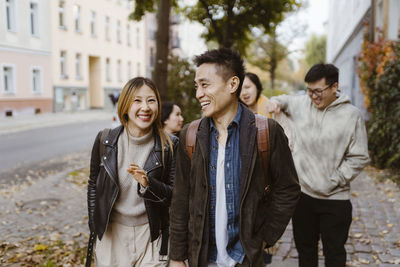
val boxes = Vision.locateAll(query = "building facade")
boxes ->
[327,0,400,118]
[51,0,147,112]
[0,0,52,116]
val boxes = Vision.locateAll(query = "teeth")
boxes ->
[138,115,151,119]
[201,102,210,107]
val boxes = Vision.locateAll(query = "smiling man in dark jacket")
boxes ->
[169,48,300,267]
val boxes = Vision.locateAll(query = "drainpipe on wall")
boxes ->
[370,0,375,42]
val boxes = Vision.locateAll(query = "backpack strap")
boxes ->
[186,119,201,160]
[255,115,271,195]
[99,128,111,161]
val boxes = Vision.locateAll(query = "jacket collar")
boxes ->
[196,103,257,199]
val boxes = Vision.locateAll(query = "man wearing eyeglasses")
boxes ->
[267,63,370,267]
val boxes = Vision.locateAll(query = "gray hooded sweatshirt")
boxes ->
[271,93,369,200]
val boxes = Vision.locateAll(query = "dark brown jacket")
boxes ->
[169,106,300,266]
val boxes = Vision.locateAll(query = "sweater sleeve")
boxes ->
[330,115,370,187]
[270,95,292,115]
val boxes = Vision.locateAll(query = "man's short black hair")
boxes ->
[304,63,339,86]
[194,48,245,98]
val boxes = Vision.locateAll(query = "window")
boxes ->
[90,11,96,37]
[137,62,141,76]
[117,20,121,43]
[58,0,66,28]
[75,53,82,79]
[31,67,42,94]
[127,61,132,80]
[150,47,154,67]
[127,24,131,46]
[30,2,39,36]
[105,16,110,40]
[60,51,67,78]
[73,5,81,32]
[5,0,16,32]
[117,60,122,82]
[2,65,16,94]
[106,58,111,81]
[136,28,140,49]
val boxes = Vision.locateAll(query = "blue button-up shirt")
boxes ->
[208,104,245,264]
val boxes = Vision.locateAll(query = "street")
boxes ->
[0,119,111,186]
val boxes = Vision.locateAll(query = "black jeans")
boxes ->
[292,193,352,267]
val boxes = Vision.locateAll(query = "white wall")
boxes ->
[327,0,370,62]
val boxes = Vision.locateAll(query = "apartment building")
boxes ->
[51,0,146,112]
[144,11,182,79]
[0,0,52,116]
[327,0,400,118]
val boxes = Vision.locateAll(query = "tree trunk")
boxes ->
[154,0,170,100]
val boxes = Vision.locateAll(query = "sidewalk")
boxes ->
[271,169,400,266]
[0,110,113,136]
[1,166,399,266]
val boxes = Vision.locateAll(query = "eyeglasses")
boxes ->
[307,84,333,97]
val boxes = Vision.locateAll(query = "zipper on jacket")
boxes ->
[102,152,119,236]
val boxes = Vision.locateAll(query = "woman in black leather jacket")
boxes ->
[87,77,178,266]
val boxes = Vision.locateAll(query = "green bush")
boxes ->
[358,36,400,170]
[367,44,400,169]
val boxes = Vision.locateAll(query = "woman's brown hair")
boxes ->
[118,77,173,163]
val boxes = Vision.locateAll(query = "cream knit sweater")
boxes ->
[111,128,154,226]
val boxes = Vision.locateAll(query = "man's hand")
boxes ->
[170,260,186,267]
[266,101,281,114]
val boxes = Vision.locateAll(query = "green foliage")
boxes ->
[305,34,326,67]
[249,32,288,72]
[167,55,202,122]
[366,43,400,169]
[129,0,156,21]
[183,0,301,55]
[358,28,400,170]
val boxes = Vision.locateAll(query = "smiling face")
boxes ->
[240,76,258,108]
[127,84,158,137]
[307,77,338,110]
[194,63,238,119]
[164,104,184,134]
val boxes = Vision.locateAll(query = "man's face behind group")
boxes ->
[194,63,235,118]
[307,77,338,110]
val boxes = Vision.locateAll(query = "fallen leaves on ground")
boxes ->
[66,168,89,187]
[0,237,87,266]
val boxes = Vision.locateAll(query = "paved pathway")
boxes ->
[270,170,400,266]
[1,111,399,266]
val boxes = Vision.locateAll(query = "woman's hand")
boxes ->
[127,163,148,187]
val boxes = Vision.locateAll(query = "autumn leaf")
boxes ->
[33,243,47,251]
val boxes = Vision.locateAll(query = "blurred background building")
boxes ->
[0,0,181,116]
[327,0,400,118]
[0,0,53,116]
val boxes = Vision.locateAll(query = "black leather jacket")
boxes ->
[87,125,178,245]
